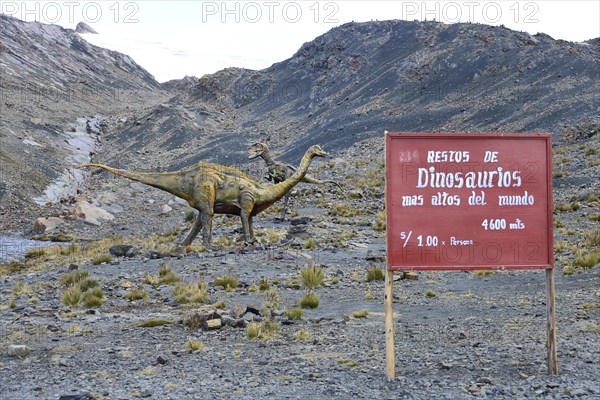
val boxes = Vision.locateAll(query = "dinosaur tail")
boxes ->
[77,163,193,202]
[302,175,342,189]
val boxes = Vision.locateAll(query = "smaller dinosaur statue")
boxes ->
[77,145,328,247]
[248,142,341,220]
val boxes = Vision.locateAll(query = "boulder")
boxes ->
[109,245,138,258]
[7,345,32,357]
[75,22,98,34]
[32,217,64,233]
[74,201,114,226]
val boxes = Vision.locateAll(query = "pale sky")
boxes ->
[5,1,600,82]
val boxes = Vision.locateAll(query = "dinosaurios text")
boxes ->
[248,142,341,220]
[77,145,328,247]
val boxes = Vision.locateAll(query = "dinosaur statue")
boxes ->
[248,142,341,220]
[77,145,328,247]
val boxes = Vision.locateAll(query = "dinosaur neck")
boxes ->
[258,153,315,205]
[260,150,277,166]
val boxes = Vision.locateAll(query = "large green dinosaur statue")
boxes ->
[248,142,341,220]
[77,145,328,247]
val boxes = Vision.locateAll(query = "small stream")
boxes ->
[0,236,56,263]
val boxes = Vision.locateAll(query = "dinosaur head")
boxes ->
[248,142,268,159]
[308,145,328,158]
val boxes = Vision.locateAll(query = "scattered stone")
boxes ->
[68,264,79,270]
[144,250,167,259]
[366,249,386,262]
[156,355,168,365]
[160,204,173,215]
[58,394,93,400]
[74,200,114,226]
[290,216,311,225]
[32,217,64,233]
[7,345,32,357]
[109,245,137,258]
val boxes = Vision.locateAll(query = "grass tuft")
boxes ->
[82,286,106,308]
[352,309,369,318]
[301,264,324,289]
[246,319,280,340]
[299,291,319,309]
[214,274,238,290]
[91,254,112,265]
[174,281,209,304]
[123,288,149,302]
[12,280,33,296]
[61,285,82,307]
[284,307,303,320]
[59,270,90,287]
[366,265,385,282]
[137,319,173,328]
[186,338,206,351]
[295,327,311,341]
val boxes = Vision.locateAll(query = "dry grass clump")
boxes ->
[186,338,206,351]
[214,274,238,290]
[82,286,106,307]
[352,309,369,318]
[330,204,361,218]
[301,264,324,289]
[258,277,270,292]
[295,327,312,341]
[366,265,385,282]
[158,265,180,284]
[137,319,172,328]
[59,270,90,287]
[299,291,319,309]
[372,210,386,232]
[573,251,600,269]
[262,288,281,310]
[174,281,209,304]
[91,254,112,265]
[246,319,280,340]
[303,238,317,249]
[284,307,303,320]
[583,228,600,247]
[123,288,149,302]
[12,281,33,296]
[59,270,105,308]
[61,285,82,307]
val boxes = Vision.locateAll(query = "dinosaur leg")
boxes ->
[277,192,290,221]
[240,193,257,244]
[198,185,216,247]
[180,211,203,246]
[200,210,214,248]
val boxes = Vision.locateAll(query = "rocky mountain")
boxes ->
[0,15,169,221]
[0,17,598,233]
[100,19,599,171]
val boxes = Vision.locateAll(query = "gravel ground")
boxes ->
[1,231,598,400]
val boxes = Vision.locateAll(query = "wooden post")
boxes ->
[546,268,558,374]
[385,270,395,380]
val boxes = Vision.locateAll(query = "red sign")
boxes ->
[385,133,553,270]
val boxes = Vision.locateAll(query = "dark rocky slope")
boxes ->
[0,15,168,218]
[105,20,599,171]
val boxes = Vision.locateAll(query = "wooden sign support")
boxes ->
[384,132,557,380]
